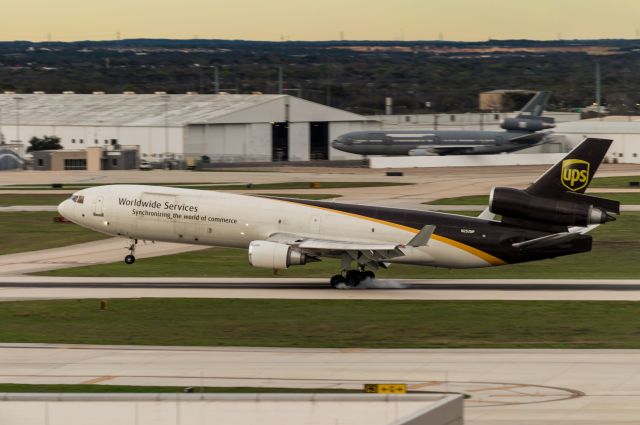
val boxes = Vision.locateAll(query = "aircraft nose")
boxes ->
[57,199,73,219]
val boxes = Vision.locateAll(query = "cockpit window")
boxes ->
[70,195,85,204]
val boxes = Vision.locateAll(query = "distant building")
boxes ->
[32,146,138,171]
[479,89,538,112]
[0,93,378,164]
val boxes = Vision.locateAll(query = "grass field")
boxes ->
[40,212,640,279]
[0,194,69,206]
[0,212,109,255]
[2,298,640,348]
[0,383,356,394]
[591,176,640,188]
[428,192,640,205]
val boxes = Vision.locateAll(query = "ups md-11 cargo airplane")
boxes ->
[58,138,618,288]
[332,91,555,156]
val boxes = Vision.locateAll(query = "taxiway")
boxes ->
[1,343,638,425]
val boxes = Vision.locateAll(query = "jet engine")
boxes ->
[489,187,612,227]
[248,240,310,269]
[500,118,555,132]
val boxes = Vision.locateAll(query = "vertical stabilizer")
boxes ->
[517,91,551,118]
[526,138,612,196]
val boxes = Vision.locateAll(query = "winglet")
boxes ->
[408,225,435,247]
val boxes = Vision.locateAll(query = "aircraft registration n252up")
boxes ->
[58,138,619,288]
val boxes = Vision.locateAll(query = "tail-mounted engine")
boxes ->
[500,117,555,132]
[248,240,311,269]
[489,187,618,228]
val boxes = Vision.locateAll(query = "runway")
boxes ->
[3,277,640,301]
[0,238,206,275]
[1,343,639,424]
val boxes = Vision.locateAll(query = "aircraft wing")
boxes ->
[267,225,435,268]
[508,132,550,143]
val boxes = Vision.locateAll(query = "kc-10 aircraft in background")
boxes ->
[332,91,555,156]
[58,138,617,288]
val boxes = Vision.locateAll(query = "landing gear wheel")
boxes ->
[345,270,361,287]
[330,274,345,288]
[363,270,375,280]
[125,238,138,265]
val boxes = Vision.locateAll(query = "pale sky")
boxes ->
[3,0,640,42]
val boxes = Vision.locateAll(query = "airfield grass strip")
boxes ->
[0,211,109,255]
[590,175,640,188]
[0,383,357,394]
[1,299,640,349]
[428,192,640,205]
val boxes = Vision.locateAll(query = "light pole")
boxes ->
[213,66,219,94]
[161,94,170,169]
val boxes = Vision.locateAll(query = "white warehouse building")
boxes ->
[0,93,378,163]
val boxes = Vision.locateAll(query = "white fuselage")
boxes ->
[58,185,495,269]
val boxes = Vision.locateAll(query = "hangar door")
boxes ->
[310,122,329,160]
[272,122,289,161]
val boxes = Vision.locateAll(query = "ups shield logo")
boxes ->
[561,159,590,191]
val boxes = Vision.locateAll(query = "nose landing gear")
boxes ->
[124,239,137,264]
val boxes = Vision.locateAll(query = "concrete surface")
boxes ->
[1,164,639,206]
[0,238,206,275]
[0,344,638,424]
[0,393,464,425]
[369,153,566,169]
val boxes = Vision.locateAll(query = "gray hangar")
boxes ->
[0,93,378,163]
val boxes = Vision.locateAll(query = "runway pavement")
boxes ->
[3,277,640,301]
[0,343,638,424]
[0,238,206,275]
[2,163,639,206]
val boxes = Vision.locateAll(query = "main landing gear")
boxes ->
[330,269,375,288]
[124,239,137,264]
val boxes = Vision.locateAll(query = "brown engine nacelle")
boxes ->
[489,187,611,227]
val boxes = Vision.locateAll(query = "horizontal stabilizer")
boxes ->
[512,232,580,250]
[560,192,620,215]
[507,131,549,143]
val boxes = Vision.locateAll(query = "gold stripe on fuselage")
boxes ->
[269,198,507,266]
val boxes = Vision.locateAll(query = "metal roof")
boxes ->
[0,94,290,127]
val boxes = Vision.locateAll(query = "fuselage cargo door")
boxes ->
[174,195,201,243]
[133,193,176,240]
[311,216,321,234]
[94,196,104,217]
